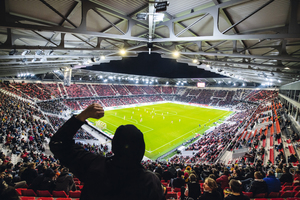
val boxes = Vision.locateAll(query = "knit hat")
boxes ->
[112,125,145,165]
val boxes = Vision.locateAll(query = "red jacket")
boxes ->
[216,175,229,189]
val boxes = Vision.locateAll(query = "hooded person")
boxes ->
[50,103,163,200]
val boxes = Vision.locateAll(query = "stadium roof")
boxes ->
[0,0,299,86]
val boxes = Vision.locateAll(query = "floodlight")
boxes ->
[22,50,30,56]
[278,80,281,83]
[35,50,43,55]
[120,49,126,55]
[284,67,290,69]
[193,59,198,63]
[206,64,210,67]
[173,51,179,57]
[9,49,18,55]
[100,55,105,60]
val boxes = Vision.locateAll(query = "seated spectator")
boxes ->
[216,168,230,189]
[54,168,76,194]
[199,177,222,200]
[0,166,19,200]
[275,168,283,179]
[224,179,250,200]
[294,169,300,182]
[260,134,266,141]
[288,154,298,163]
[29,168,56,193]
[247,171,268,196]
[21,163,38,186]
[184,174,201,200]
[279,167,293,184]
[263,170,281,193]
[275,143,283,152]
[292,132,299,142]
[275,133,281,140]
[172,171,185,189]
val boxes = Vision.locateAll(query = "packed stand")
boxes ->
[10,83,52,101]
[112,84,129,95]
[92,84,116,96]
[125,85,145,95]
[37,100,68,114]
[65,84,93,98]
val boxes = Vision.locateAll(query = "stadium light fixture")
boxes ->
[166,81,169,84]
[284,67,290,69]
[228,81,231,83]
[173,51,180,57]
[9,49,18,55]
[278,80,281,83]
[242,83,246,86]
[120,49,126,55]
[206,64,210,67]
[192,59,198,63]
[21,50,30,56]
[233,83,236,86]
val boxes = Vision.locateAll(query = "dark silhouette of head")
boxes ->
[112,125,145,165]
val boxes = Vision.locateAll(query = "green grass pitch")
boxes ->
[88,103,233,160]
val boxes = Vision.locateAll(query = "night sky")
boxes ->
[86,53,225,78]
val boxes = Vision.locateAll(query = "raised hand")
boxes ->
[76,103,104,122]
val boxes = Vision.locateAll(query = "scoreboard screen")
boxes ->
[197,82,205,88]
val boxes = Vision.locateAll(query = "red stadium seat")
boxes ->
[165,192,177,199]
[56,199,72,200]
[286,198,300,200]
[254,198,267,200]
[173,188,181,192]
[20,197,35,200]
[36,190,52,197]
[268,192,280,198]
[284,182,293,186]
[294,186,300,191]
[52,190,68,198]
[283,186,294,191]
[242,192,253,198]
[16,188,27,196]
[280,191,295,198]
[254,193,267,198]
[36,198,54,200]
[69,190,81,198]
[21,189,37,197]
[295,191,300,197]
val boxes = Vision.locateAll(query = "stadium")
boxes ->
[0,0,300,199]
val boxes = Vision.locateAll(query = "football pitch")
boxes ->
[88,103,233,160]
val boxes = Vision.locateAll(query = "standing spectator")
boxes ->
[50,103,163,200]
[263,170,281,193]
